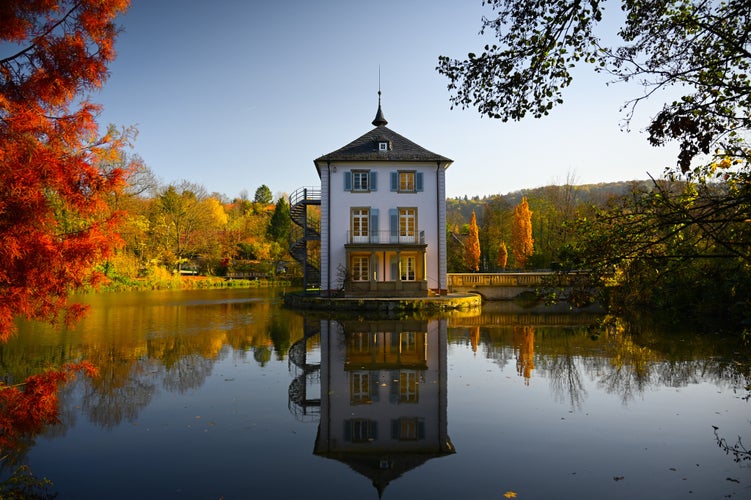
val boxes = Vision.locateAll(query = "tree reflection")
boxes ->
[449,308,751,409]
[81,361,156,429]
[161,353,218,394]
[0,363,96,466]
[542,336,587,411]
[714,425,751,463]
[513,326,535,384]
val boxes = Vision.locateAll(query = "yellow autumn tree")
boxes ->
[497,241,508,271]
[512,197,534,269]
[465,210,481,272]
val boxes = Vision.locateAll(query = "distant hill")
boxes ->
[447,180,655,227]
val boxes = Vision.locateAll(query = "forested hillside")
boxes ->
[446,180,655,271]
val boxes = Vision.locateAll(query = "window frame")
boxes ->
[398,207,417,241]
[400,254,416,281]
[352,170,370,192]
[351,207,370,243]
[350,371,371,404]
[351,255,370,282]
[399,171,415,192]
[390,170,423,192]
[399,370,419,403]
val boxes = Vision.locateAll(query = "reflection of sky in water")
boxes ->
[5,288,749,499]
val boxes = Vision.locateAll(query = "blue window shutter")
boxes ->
[416,172,424,192]
[370,171,377,191]
[370,209,379,241]
[417,419,425,439]
[344,420,352,441]
[391,419,400,439]
[389,209,398,240]
[390,370,399,403]
[390,172,398,191]
[370,371,379,401]
[344,171,352,191]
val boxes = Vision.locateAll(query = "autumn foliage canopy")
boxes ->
[0,0,131,340]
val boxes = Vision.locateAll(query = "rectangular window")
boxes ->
[391,171,423,192]
[350,332,371,353]
[351,255,369,281]
[399,370,418,403]
[399,418,418,440]
[348,419,377,442]
[350,372,371,404]
[400,332,417,353]
[351,208,369,243]
[399,171,415,192]
[400,255,416,281]
[352,170,370,192]
[399,208,416,243]
[392,417,425,441]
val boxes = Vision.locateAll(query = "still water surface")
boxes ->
[3,288,750,499]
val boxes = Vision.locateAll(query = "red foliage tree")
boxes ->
[0,362,98,459]
[0,0,131,340]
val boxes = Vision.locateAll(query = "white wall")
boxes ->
[319,161,447,292]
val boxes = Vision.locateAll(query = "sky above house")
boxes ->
[93,0,681,200]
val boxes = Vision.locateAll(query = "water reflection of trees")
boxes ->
[540,339,587,411]
[3,292,306,432]
[449,314,750,409]
[81,360,156,429]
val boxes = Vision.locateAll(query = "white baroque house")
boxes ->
[290,95,453,297]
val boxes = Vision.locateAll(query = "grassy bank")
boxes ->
[99,274,292,292]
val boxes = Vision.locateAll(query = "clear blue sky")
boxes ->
[95,0,679,200]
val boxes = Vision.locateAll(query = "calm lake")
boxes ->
[2,287,750,499]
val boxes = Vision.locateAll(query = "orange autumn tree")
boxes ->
[0,0,132,341]
[511,196,534,268]
[497,241,508,271]
[464,210,481,271]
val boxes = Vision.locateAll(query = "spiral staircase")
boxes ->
[289,187,321,291]
[288,319,321,422]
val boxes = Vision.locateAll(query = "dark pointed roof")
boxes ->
[314,450,455,499]
[314,95,452,175]
[315,125,453,164]
[372,91,388,127]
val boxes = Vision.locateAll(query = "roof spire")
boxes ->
[372,68,388,127]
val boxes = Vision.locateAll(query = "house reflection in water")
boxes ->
[290,318,455,497]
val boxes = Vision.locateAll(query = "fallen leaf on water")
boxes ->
[613,476,625,481]
[503,492,517,498]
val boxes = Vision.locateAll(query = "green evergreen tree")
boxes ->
[254,185,273,205]
[267,197,291,245]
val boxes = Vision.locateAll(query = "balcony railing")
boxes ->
[346,230,425,245]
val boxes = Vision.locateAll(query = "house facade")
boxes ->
[305,96,453,297]
[313,318,454,494]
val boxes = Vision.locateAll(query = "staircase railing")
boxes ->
[289,186,321,291]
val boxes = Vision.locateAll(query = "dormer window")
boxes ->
[378,141,389,151]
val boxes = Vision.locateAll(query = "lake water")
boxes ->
[2,288,750,499]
